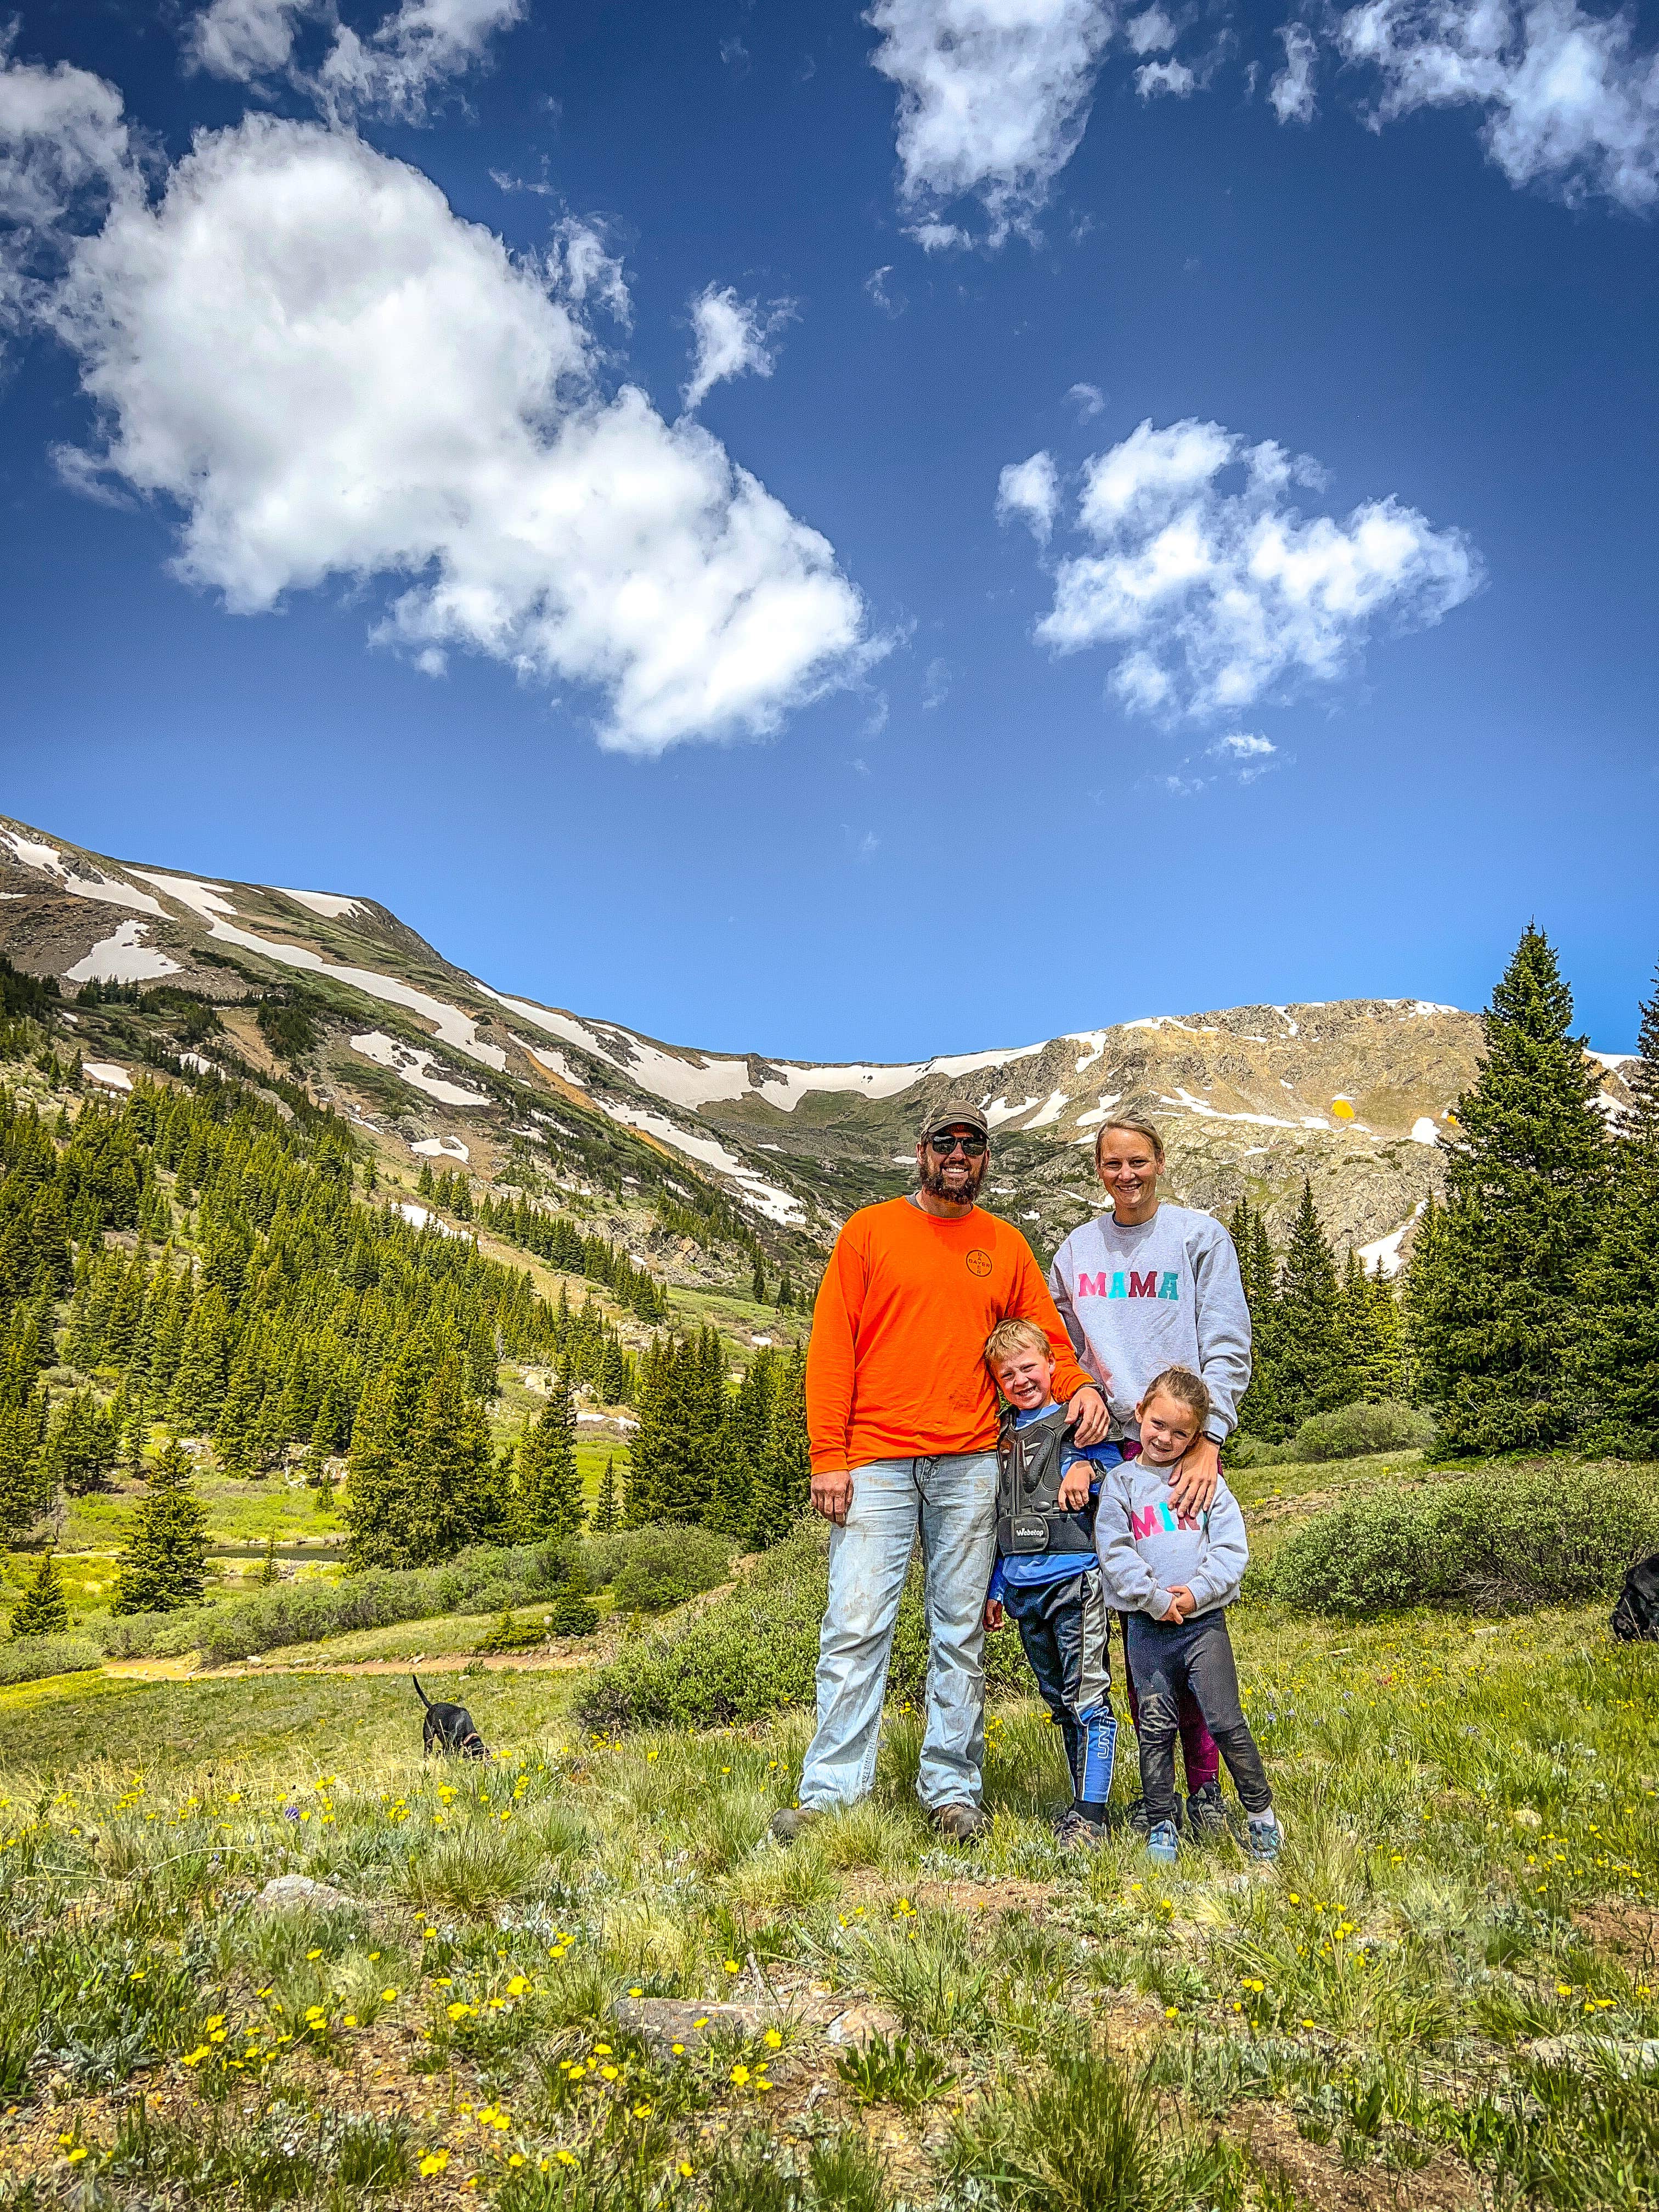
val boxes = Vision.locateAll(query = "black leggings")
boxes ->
[1124,1609,1271,1825]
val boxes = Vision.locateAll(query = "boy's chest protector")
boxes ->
[997,1407,1098,1556]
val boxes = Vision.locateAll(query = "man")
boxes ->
[774,1102,1108,1843]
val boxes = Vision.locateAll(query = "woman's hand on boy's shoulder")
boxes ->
[1167,1436,1219,1515]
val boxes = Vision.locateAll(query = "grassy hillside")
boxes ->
[0,1448,1654,2212]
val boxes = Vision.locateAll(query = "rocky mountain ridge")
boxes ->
[0,814,1634,1271]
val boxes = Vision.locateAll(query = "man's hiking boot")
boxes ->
[1146,1819,1180,1867]
[1054,1807,1106,1853]
[931,1802,989,1843]
[770,1807,820,1846]
[1186,1779,1227,1835]
[1246,1810,1284,1862]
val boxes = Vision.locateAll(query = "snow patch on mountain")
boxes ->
[3,831,165,917]
[130,870,239,918]
[188,913,508,1069]
[350,1031,490,1106]
[593,1099,805,1224]
[1357,1202,1425,1280]
[411,1136,470,1161]
[278,889,363,919]
[65,920,181,985]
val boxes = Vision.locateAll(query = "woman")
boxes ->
[1047,1114,1253,1832]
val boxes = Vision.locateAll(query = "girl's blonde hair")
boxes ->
[1141,1364,1211,1428]
[984,1316,1052,1369]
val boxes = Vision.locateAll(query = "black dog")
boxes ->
[1612,1553,1659,1643]
[414,1674,488,1758]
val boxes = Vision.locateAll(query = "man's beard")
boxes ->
[920,1154,986,1205]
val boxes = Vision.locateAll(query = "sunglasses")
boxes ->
[927,1132,988,1156]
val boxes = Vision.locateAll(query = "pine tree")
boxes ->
[1228,1196,1282,1438]
[593,1453,619,1533]
[516,1374,584,1541]
[258,1533,279,1585]
[546,1560,599,1638]
[9,1547,69,1638]
[1627,954,1659,1132]
[1331,1246,1401,1404]
[751,1253,767,1304]
[345,1352,501,1569]
[1568,951,1659,1455]
[1272,1182,1340,1435]
[1419,926,1607,1455]
[751,1344,810,1546]
[775,1271,793,1312]
[111,1438,209,1614]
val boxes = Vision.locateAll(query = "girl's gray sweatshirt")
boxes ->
[1095,1455,1250,1621]
[1049,1204,1251,1444]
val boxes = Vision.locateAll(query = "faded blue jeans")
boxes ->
[797,1452,997,1814]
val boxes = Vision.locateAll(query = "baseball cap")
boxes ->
[917,1099,991,1143]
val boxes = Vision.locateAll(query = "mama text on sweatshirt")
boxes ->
[1048,1204,1251,1444]
[1095,1455,1250,1623]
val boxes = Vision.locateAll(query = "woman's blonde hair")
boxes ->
[1093,1115,1166,1169]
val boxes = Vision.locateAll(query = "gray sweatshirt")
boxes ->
[1095,1454,1250,1622]
[1049,1204,1251,1444]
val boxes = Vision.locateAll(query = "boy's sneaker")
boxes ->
[1146,1819,1180,1867]
[1246,1810,1284,1861]
[1186,1779,1227,1835]
[1053,1807,1105,1853]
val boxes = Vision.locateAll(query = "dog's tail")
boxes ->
[413,1673,433,1709]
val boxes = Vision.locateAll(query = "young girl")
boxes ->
[1095,1364,1282,1865]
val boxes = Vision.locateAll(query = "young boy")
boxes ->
[981,1317,1123,1848]
[1096,1364,1282,1866]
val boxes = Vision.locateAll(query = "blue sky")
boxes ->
[1,0,1656,1060]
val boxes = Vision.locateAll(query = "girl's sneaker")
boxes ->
[1146,1819,1180,1866]
[1185,1779,1227,1835]
[1246,1810,1284,1861]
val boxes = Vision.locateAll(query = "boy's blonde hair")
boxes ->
[984,1316,1052,1370]
[1141,1364,1212,1429]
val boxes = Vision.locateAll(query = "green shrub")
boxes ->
[1289,1400,1435,1463]
[575,1517,1032,1734]
[606,1523,731,1614]
[1265,1460,1659,1617]
[91,1541,572,1666]
[0,1633,101,1686]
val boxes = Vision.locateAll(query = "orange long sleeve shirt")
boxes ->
[805,1198,1092,1472]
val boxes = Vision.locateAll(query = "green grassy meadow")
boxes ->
[0,1455,1655,2212]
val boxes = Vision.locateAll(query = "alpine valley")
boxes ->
[0,812,1634,1286]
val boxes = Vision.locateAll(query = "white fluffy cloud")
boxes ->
[0,33,131,338]
[1019,417,1479,718]
[996,449,1060,541]
[1331,0,1659,208]
[14,98,869,753]
[187,0,524,122]
[1269,19,1319,121]
[866,0,1116,247]
[682,285,795,414]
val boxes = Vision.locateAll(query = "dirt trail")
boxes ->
[100,1649,596,1685]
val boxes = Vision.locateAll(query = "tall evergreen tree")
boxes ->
[1568,951,1659,1455]
[1400,1192,1446,1406]
[111,1439,209,1614]
[1228,1196,1281,1438]
[1331,1246,1401,1404]
[1419,926,1607,1455]
[593,1453,619,1533]
[516,1373,584,1541]
[751,1253,767,1304]
[345,1350,502,1569]
[1271,1182,1340,1435]
[10,1546,69,1637]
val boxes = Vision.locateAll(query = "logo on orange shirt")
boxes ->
[966,1249,992,1277]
